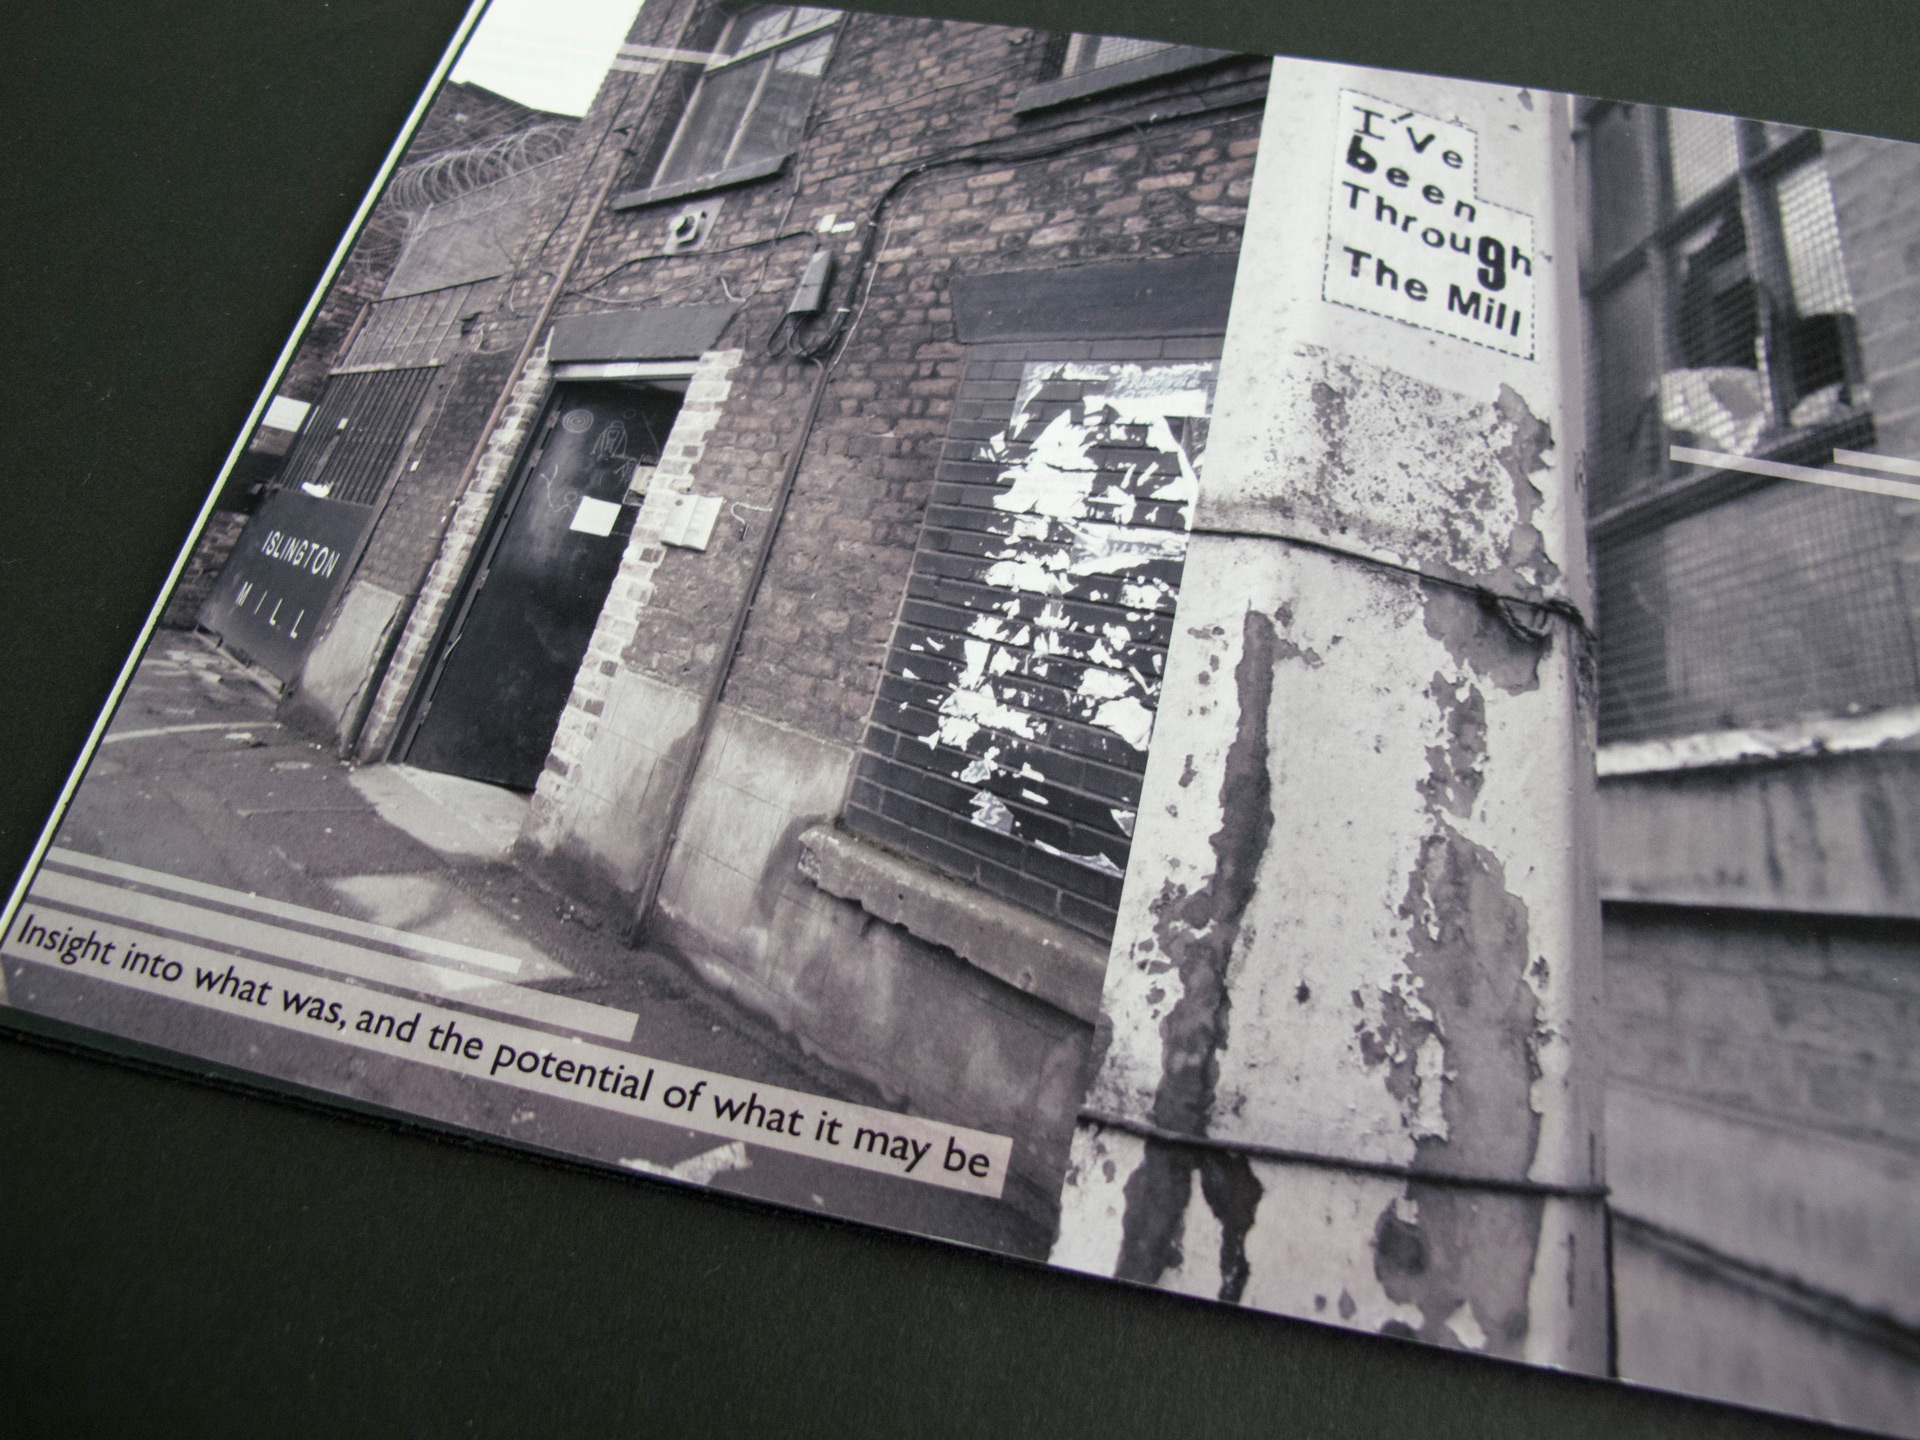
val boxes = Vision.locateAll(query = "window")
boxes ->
[1582,105,1865,511]
[1011,31,1234,116]
[1579,104,1919,744]
[1058,34,1175,76]
[648,6,837,192]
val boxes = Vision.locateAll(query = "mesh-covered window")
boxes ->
[1579,100,1914,743]
[1596,485,1920,739]
[338,279,498,373]
[1063,34,1175,76]
[651,6,836,189]
[274,368,436,507]
[1665,107,1741,211]
[1582,107,1868,506]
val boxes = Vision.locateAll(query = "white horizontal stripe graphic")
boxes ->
[47,848,523,977]
[1833,447,1920,480]
[1671,445,1920,500]
[101,721,285,745]
[25,868,634,1041]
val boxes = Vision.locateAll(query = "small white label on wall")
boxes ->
[262,395,312,432]
[569,496,621,537]
[1323,89,1536,360]
[658,493,723,551]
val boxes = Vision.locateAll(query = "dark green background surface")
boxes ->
[3,2,1911,1434]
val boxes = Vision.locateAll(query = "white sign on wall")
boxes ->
[1322,89,1536,360]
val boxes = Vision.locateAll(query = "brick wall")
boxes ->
[278,83,573,410]
[576,6,1265,768]
[357,341,556,757]
[1604,904,1920,1152]
[320,22,695,752]
[160,511,249,628]
[527,348,744,840]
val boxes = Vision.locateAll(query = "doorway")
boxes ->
[402,380,684,790]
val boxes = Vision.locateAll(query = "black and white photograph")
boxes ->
[3,2,1915,1434]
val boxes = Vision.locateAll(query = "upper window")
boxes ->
[1579,104,1920,745]
[1581,105,1864,512]
[649,6,837,192]
[1012,31,1234,116]
[1059,34,1176,76]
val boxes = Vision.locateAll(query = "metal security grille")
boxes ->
[274,367,435,507]
[338,279,498,373]
[1579,99,1915,742]
[849,355,1215,942]
[1596,482,1920,741]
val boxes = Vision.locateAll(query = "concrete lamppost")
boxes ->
[1053,60,1607,1371]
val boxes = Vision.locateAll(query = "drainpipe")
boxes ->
[626,354,832,942]
[1050,62,1608,1370]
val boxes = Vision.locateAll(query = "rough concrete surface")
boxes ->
[30,634,1049,1258]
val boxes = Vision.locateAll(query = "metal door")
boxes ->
[403,381,682,789]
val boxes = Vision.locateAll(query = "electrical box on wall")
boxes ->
[787,249,834,314]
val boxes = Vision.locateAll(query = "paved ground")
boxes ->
[31,631,1048,1258]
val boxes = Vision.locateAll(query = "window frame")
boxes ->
[1579,101,1869,535]
[1011,35,1234,116]
[1578,101,1917,749]
[616,6,839,210]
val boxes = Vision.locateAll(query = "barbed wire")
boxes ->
[384,123,574,215]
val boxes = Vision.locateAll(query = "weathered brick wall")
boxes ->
[277,83,574,410]
[335,15,702,753]
[160,510,249,628]
[188,72,586,693]
[528,348,744,837]
[584,8,1266,762]
[1604,904,1920,1152]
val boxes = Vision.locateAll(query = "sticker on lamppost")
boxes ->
[1323,89,1536,360]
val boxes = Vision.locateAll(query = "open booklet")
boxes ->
[6,2,1916,1433]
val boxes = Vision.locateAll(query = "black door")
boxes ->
[404,381,683,789]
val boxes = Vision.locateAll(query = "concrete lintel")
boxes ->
[796,824,1108,1024]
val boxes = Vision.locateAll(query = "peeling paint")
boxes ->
[1369,1183,1543,1353]
[1419,580,1548,698]
[1055,66,1604,1374]
[1114,608,1277,1285]
[1035,837,1125,877]
[1596,700,1920,777]
[895,360,1220,887]
[969,789,1014,834]
[1390,650,1545,1181]
[1210,346,1568,604]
